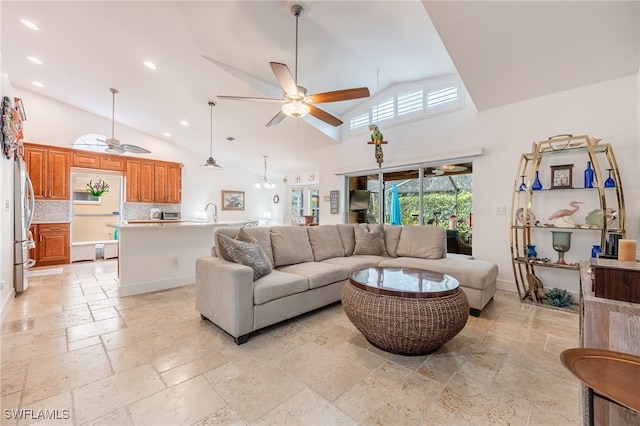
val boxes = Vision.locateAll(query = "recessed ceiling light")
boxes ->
[27,56,42,65]
[143,61,157,70]
[163,132,171,137]
[32,81,44,88]
[21,19,39,31]
[179,121,189,126]
[226,137,235,141]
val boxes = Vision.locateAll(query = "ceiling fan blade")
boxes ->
[308,87,370,104]
[266,110,287,127]
[308,105,343,127]
[121,144,151,154]
[270,62,298,97]
[217,95,283,102]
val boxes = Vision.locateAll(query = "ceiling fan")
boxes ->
[217,4,370,127]
[98,88,150,155]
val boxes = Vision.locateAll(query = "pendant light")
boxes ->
[255,155,276,189]
[202,101,222,168]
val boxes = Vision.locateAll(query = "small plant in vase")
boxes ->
[87,178,109,197]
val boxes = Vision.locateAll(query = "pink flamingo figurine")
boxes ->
[548,201,583,225]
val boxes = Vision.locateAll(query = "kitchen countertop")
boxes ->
[107,220,257,229]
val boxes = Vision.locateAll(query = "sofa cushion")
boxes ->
[382,224,402,257]
[217,234,272,280]
[395,225,446,259]
[322,256,382,274]
[277,262,348,289]
[270,226,315,267]
[337,224,356,256]
[307,225,345,261]
[353,224,387,256]
[215,227,274,266]
[378,257,498,291]
[253,270,308,305]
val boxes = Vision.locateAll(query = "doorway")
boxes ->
[70,170,123,243]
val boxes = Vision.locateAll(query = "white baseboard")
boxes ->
[118,275,194,297]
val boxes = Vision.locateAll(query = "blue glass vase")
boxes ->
[591,245,601,258]
[526,245,537,258]
[584,161,594,188]
[604,169,616,188]
[532,171,543,190]
[518,176,526,192]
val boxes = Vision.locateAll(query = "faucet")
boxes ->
[205,203,218,222]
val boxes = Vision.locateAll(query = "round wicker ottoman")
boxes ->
[342,267,469,355]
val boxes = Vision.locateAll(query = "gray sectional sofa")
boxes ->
[196,224,498,344]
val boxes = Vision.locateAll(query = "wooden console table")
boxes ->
[579,261,640,425]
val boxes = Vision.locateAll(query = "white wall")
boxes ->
[318,75,640,296]
[0,65,16,317]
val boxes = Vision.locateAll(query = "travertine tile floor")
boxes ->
[1,260,582,425]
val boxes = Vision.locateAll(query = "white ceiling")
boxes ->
[2,1,638,176]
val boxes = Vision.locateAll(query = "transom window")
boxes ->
[348,77,463,134]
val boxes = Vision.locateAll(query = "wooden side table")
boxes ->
[560,348,640,426]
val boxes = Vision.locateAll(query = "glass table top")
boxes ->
[349,267,459,298]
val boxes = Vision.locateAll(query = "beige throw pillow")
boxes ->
[217,234,272,280]
[353,224,387,256]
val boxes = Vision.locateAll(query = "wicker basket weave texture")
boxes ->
[342,283,469,355]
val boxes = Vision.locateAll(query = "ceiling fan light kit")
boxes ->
[202,101,222,168]
[102,88,151,155]
[217,4,370,127]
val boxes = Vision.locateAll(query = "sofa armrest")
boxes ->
[196,256,254,339]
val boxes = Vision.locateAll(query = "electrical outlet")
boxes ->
[172,256,179,268]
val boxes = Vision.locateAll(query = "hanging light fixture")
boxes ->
[202,101,222,168]
[255,155,276,189]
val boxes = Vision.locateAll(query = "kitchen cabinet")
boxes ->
[73,151,125,171]
[167,163,182,204]
[30,223,70,266]
[153,161,182,203]
[510,134,625,310]
[125,158,154,202]
[24,143,71,200]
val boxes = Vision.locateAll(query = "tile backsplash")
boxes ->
[33,201,71,223]
[123,203,180,220]
[33,201,180,223]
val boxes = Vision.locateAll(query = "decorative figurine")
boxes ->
[367,123,387,167]
[547,201,583,226]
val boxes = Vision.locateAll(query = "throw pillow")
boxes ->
[216,227,261,262]
[353,224,387,256]
[217,234,272,280]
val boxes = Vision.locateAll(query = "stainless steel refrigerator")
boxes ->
[13,155,36,293]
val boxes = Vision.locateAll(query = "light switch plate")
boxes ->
[4,199,9,211]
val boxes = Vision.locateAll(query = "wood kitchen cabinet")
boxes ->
[152,161,182,203]
[73,151,125,171]
[125,158,154,202]
[30,223,70,266]
[24,143,71,200]
[167,163,182,204]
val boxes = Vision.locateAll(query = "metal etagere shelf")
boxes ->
[510,134,626,308]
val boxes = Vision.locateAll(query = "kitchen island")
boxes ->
[107,220,256,296]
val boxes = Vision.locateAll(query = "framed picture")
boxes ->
[550,164,573,189]
[221,190,245,210]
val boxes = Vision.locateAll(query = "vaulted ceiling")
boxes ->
[2,1,638,176]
